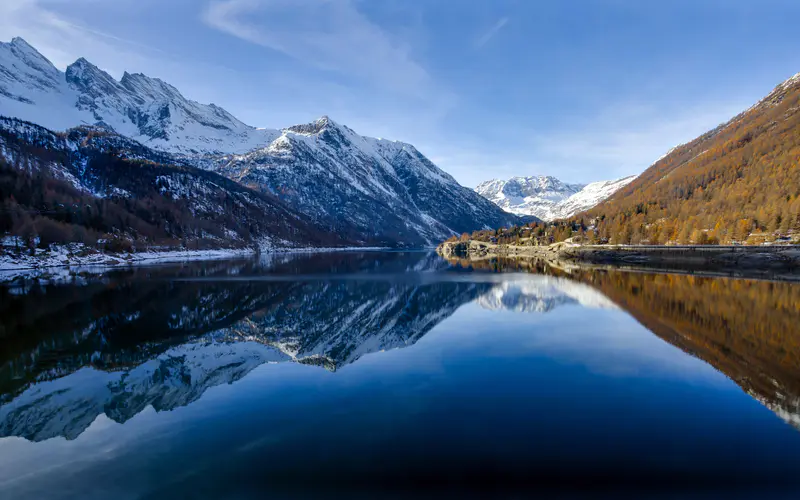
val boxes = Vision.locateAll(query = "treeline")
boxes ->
[0,119,350,254]
[0,156,240,253]
[447,221,585,247]
[576,73,800,245]
[457,74,800,246]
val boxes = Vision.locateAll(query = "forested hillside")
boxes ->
[1,37,521,249]
[0,118,350,253]
[583,72,800,245]
[460,72,800,246]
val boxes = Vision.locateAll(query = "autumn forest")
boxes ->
[461,74,800,247]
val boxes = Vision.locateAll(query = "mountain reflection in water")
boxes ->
[451,256,800,430]
[0,251,799,449]
[0,252,495,440]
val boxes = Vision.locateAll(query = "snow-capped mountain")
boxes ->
[0,37,518,246]
[551,176,637,219]
[0,116,350,249]
[0,37,277,155]
[210,116,519,245]
[475,176,584,220]
[475,175,636,221]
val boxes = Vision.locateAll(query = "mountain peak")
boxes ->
[1,37,274,155]
[3,36,56,71]
[66,57,102,75]
[120,71,183,101]
[474,174,633,221]
[66,57,123,96]
[10,37,36,51]
[504,175,581,193]
[8,37,48,61]
[285,115,349,136]
[1,36,63,97]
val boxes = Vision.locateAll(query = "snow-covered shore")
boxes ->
[0,245,255,284]
[0,244,393,284]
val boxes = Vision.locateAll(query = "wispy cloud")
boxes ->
[475,17,509,48]
[0,0,163,74]
[202,0,434,97]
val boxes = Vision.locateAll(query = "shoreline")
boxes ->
[0,244,393,284]
[437,240,800,270]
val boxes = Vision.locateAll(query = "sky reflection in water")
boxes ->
[0,252,799,497]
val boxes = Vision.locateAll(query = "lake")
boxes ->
[1,251,800,498]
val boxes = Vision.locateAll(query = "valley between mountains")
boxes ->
[0,37,523,269]
[449,67,800,255]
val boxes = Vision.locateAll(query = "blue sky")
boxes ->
[3,0,800,187]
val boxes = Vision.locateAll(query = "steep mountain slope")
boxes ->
[0,117,350,250]
[580,72,800,244]
[211,116,519,246]
[475,174,635,221]
[1,37,519,247]
[0,37,277,155]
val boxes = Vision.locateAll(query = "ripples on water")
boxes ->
[1,251,800,497]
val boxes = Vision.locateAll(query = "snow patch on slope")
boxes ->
[553,175,637,218]
[0,37,279,155]
[476,175,636,221]
[0,38,519,246]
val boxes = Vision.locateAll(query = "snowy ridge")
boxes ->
[752,71,800,111]
[1,38,518,246]
[475,176,584,220]
[552,175,637,218]
[211,115,518,246]
[0,37,278,155]
[475,174,636,221]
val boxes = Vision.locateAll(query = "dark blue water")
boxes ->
[1,251,799,497]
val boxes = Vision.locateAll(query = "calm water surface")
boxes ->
[1,251,800,497]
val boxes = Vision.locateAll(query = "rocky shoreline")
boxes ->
[437,240,800,270]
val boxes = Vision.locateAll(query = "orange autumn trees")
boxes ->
[468,73,800,246]
[578,72,800,245]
